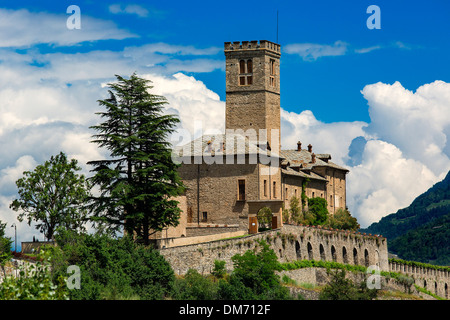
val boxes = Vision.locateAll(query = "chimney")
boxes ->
[308,144,312,153]
[297,141,302,151]
[311,153,316,163]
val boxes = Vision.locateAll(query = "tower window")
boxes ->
[202,211,207,222]
[270,59,276,87]
[239,60,246,74]
[238,59,253,86]
[247,60,253,73]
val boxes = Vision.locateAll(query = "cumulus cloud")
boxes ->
[275,80,450,227]
[280,109,367,164]
[347,140,440,227]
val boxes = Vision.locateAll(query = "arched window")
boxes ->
[247,59,252,73]
[364,249,370,267]
[353,248,358,265]
[239,60,246,74]
[307,242,313,260]
[295,241,301,260]
[342,247,348,264]
[238,59,253,86]
[331,245,337,262]
[320,244,325,261]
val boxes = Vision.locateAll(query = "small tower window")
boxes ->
[247,60,253,73]
[238,59,253,86]
[239,60,246,74]
[270,59,276,87]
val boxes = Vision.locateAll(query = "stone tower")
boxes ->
[224,40,281,152]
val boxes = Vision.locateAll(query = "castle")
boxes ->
[135,40,450,298]
[160,40,348,242]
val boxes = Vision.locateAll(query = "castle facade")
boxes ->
[157,40,349,241]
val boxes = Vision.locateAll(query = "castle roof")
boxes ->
[281,167,328,182]
[280,149,349,172]
[172,133,281,159]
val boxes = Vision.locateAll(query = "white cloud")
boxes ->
[361,80,450,176]
[142,73,225,139]
[284,41,348,61]
[280,109,367,164]
[347,140,440,227]
[109,4,149,18]
[0,8,137,48]
[278,80,450,228]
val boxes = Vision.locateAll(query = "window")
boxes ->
[239,60,246,74]
[238,59,253,86]
[247,59,253,73]
[269,59,276,87]
[294,188,298,198]
[263,180,267,197]
[285,187,288,200]
[273,181,277,198]
[330,195,333,206]
[238,179,246,201]
[201,211,207,222]
[270,59,275,75]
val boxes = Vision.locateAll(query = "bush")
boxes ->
[307,197,329,225]
[217,240,292,300]
[326,208,360,231]
[319,269,378,300]
[172,269,219,300]
[51,231,174,300]
[0,250,68,300]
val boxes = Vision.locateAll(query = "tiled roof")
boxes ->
[281,167,328,181]
[173,133,281,158]
[280,149,348,172]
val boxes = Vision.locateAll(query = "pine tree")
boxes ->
[88,73,184,244]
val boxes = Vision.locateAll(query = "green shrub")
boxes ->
[51,231,174,300]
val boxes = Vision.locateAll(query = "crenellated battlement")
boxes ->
[224,40,281,54]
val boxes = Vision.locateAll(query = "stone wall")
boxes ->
[389,260,450,298]
[159,223,389,275]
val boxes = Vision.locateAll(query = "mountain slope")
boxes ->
[361,170,450,266]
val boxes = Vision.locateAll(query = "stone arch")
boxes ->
[342,246,348,264]
[375,249,380,267]
[424,280,427,289]
[445,283,448,299]
[307,242,313,260]
[331,245,337,262]
[364,249,370,267]
[435,281,438,295]
[319,244,325,261]
[295,240,301,260]
[353,248,358,265]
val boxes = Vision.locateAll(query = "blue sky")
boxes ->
[3,0,449,122]
[0,1,449,244]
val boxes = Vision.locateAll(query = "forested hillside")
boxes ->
[361,170,450,266]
